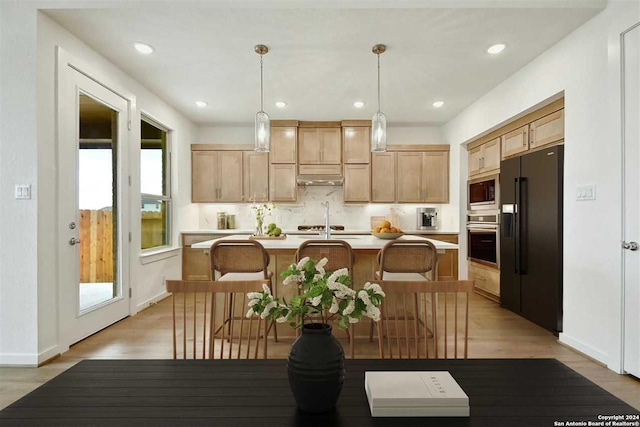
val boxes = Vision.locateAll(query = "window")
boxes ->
[141,117,171,250]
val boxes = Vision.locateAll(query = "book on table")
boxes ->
[365,371,470,417]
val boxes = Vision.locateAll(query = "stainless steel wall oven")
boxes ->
[467,211,499,267]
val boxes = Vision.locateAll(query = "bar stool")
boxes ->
[369,239,438,342]
[210,239,278,342]
[295,239,355,358]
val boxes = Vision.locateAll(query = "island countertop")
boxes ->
[192,234,458,252]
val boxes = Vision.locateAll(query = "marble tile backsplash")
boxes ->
[198,187,459,232]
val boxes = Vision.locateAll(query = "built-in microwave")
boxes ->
[468,174,499,211]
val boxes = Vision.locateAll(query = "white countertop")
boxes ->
[182,229,459,235]
[192,234,458,252]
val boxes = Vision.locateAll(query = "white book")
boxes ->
[365,371,470,417]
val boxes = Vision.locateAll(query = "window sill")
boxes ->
[140,247,180,265]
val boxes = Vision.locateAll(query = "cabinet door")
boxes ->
[271,127,297,163]
[191,151,217,202]
[182,248,211,281]
[468,145,482,177]
[343,164,370,203]
[482,138,501,172]
[435,250,458,281]
[269,163,297,202]
[371,152,396,202]
[422,151,449,203]
[501,125,529,159]
[319,128,342,164]
[243,151,269,202]
[343,127,370,164]
[396,152,423,202]
[217,151,243,202]
[298,128,321,164]
[530,109,564,149]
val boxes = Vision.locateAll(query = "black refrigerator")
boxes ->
[500,145,563,334]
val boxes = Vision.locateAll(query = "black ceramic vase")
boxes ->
[287,323,345,413]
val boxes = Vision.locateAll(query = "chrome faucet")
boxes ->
[322,201,331,240]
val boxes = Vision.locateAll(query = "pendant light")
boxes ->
[371,44,387,152]
[255,44,270,152]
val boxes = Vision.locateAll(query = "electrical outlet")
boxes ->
[160,275,166,288]
[276,215,282,223]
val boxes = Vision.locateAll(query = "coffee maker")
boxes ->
[416,207,438,230]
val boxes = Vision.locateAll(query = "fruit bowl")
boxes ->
[371,232,404,240]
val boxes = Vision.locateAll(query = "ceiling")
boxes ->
[45,2,603,126]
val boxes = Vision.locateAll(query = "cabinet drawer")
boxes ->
[182,234,218,246]
[298,164,342,175]
[468,261,500,298]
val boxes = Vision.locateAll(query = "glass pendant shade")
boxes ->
[371,110,387,152]
[255,111,271,152]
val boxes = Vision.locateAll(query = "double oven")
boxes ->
[467,174,500,267]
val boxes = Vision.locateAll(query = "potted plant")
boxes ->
[246,257,385,413]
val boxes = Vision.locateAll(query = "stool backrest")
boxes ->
[210,239,270,277]
[377,240,437,277]
[295,239,355,279]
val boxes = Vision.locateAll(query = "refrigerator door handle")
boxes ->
[515,177,520,274]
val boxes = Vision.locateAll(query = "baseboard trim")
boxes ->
[38,345,61,366]
[559,333,608,366]
[136,291,170,313]
[0,353,39,366]
[474,288,500,303]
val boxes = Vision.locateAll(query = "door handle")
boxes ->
[623,241,639,251]
[69,237,81,246]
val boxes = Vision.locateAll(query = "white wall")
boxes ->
[0,3,199,364]
[443,1,640,372]
[193,124,460,232]
[0,1,39,364]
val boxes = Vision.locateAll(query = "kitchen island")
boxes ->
[189,234,458,338]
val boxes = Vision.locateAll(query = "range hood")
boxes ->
[296,175,344,186]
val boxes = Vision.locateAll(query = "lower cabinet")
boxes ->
[181,234,226,281]
[467,260,500,302]
[422,234,458,281]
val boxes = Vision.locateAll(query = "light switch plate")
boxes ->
[15,184,31,200]
[577,185,596,201]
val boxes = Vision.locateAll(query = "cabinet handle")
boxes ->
[373,189,376,200]
[530,127,535,146]
[522,129,527,145]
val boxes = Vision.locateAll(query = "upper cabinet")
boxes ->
[371,152,396,203]
[530,109,564,149]
[270,126,297,164]
[501,125,529,159]
[469,137,500,177]
[191,148,243,202]
[243,151,269,201]
[298,126,341,165]
[343,125,370,164]
[396,150,449,203]
[343,164,370,203]
[270,163,297,203]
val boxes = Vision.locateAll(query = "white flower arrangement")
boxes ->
[246,257,385,329]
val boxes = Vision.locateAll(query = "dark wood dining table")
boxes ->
[1,359,638,426]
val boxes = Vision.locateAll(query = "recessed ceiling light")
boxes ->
[275,101,287,108]
[432,101,445,108]
[353,101,365,108]
[195,101,208,108]
[134,42,155,54]
[487,43,506,54]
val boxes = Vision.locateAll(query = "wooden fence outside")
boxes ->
[79,209,165,283]
[79,210,114,283]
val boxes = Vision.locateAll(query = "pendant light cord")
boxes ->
[260,55,264,113]
[377,53,381,113]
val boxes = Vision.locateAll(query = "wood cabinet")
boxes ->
[421,234,458,281]
[181,234,216,281]
[397,151,449,203]
[270,127,297,164]
[501,125,529,159]
[191,150,243,202]
[269,163,297,202]
[243,151,269,201]
[371,152,396,202]
[298,127,341,164]
[530,109,564,149]
[468,260,500,302]
[343,164,370,203]
[343,126,370,164]
[468,137,500,177]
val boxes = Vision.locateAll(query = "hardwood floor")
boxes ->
[1,292,639,411]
